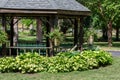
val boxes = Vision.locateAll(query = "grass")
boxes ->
[94,42,120,51]
[0,57,119,80]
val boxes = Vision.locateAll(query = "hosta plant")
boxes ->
[0,50,113,73]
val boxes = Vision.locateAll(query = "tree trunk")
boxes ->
[102,27,108,41]
[116,27,119,41]
[107,21,112,47]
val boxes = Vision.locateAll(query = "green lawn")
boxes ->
[0,57,120,80]
[94,42,120,51]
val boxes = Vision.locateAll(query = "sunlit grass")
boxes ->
[94,42,120,51]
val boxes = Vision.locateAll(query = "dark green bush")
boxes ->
[0,50,113,73]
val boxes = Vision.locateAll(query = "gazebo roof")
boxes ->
[0,0,90,16]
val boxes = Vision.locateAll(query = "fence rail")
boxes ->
[8,47,52,56]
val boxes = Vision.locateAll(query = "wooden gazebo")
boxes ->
[0,0,90,56]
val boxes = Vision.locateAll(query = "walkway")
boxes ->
[108,51,120,56]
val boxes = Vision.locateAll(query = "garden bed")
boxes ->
[0,50,113,73]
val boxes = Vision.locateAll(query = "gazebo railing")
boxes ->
[8,46,51,56]
[17,43,46,47]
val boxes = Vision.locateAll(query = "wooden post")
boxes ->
[36,18,42,44]
[10,17,18,55]
[46,16,55,57]
[74,18,78,50]
[79,17,84,51]
[10,18,14,47]
[46,17,50,56]
[1,15,7,56]
[13,18,18,46]
[49,17,54,32]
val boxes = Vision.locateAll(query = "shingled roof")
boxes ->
[0,0,90,16]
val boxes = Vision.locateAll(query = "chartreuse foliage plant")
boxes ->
[0,30,8,44]
[0,51,113,73]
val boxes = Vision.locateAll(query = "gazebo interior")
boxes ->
[0,0,90,56]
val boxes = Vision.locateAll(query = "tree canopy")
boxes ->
[77,0,120,46]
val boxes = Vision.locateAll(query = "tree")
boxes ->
[113,15,120,41]
[59,19,72,34]
[97,0,120,46]
[46,29,64,46]
[77,0,120,46]
[21,19,35,28]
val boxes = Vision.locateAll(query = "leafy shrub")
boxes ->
[0,50,113,73]
[81,50,113,67]
[15,52,46,73]
[94,50,113,66]
[0,57,16,73]
[0,30,8,44]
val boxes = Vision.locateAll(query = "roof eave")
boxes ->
[0,8,91,16]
